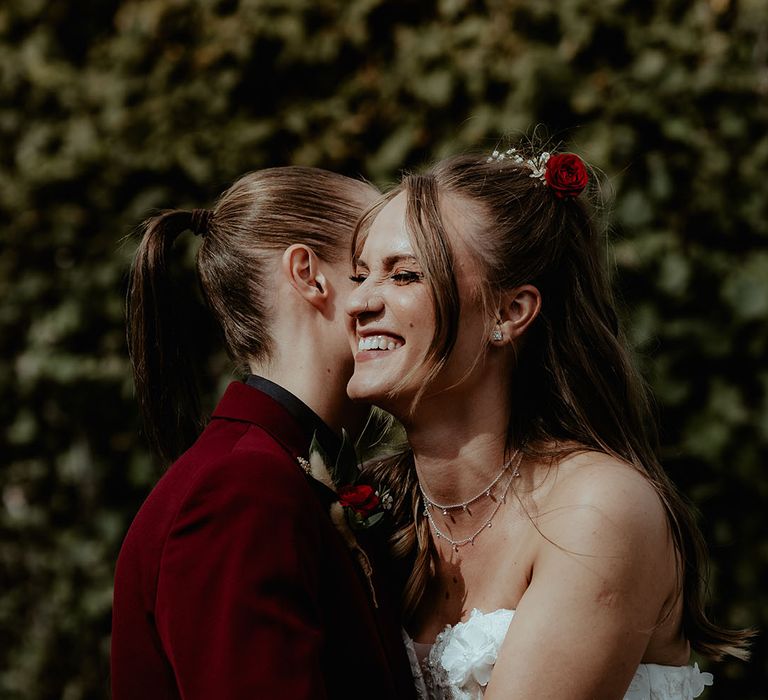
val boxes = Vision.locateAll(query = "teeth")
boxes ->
[357,335,403,352]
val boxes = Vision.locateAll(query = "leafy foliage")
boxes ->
[1,0,766,697]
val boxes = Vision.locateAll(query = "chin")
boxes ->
[347,374,417,420]
[346,373,388,403]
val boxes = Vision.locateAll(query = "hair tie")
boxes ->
[190,208,213,236]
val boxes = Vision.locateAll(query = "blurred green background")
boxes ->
[1,0,766,697]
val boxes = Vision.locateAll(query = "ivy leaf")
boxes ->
[307,431,335,492]
[330,428,361,487]
[358,512,385,529]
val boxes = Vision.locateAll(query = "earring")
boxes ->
[491,326,503,342]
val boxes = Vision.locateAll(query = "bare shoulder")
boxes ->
[532,450,673,562]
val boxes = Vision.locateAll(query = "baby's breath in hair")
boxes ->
[487,147,551,182]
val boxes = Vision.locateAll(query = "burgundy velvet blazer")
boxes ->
[111,382,416,699]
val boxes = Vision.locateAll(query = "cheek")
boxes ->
[445,307,488,371]
[395,287,434,331]
[338,276,359,305]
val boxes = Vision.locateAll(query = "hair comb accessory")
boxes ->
[487,148,588,198]
[190,208,213,236]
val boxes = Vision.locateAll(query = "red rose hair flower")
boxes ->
[544,153,588,199]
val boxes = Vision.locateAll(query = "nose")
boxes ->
[346,283,383,321]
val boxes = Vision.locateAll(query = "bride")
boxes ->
[345,147,751,699]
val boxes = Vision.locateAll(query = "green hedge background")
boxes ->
[1,0,766,697]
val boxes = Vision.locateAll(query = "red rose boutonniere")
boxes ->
[297,431,392,606]
[544,153,589,199]
[339,484,380,518]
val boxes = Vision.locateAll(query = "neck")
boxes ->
[251,354,367,441]
[403,373,514,505]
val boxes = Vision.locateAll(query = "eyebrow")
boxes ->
[353,254,420,271]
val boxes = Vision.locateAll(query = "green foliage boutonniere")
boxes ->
[297,430,392,607]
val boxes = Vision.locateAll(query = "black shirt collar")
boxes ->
[245,375,342,458]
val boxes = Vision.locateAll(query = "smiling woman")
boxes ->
[347,190,505,415]
[347,146,753,700]
[347,234,435,408]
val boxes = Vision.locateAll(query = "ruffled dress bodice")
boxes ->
[403,609,713,700]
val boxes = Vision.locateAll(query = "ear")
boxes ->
[280,244,329,311]
[494,285,541,343]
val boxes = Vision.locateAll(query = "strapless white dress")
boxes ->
[403,609,713,700]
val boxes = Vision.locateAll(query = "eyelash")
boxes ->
[392,271,423,284]
[349,271,423,285]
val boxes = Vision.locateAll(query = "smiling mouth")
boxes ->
[357,335,404,352]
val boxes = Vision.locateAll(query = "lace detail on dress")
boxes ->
[402,631,429,700]
[404,608,714,700]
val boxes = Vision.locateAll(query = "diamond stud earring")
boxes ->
[491,327,503,342]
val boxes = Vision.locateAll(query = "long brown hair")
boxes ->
[359,149,752,661]
[127,166,375,465]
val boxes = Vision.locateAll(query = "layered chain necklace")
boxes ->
[419,451,523,552]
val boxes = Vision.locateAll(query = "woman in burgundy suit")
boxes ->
[112,167,416,699]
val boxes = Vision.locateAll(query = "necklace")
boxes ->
[419,452,522,552]
[419,451,520,515]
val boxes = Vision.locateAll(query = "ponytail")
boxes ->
[127,209,205,465]
[127,168,376,467]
